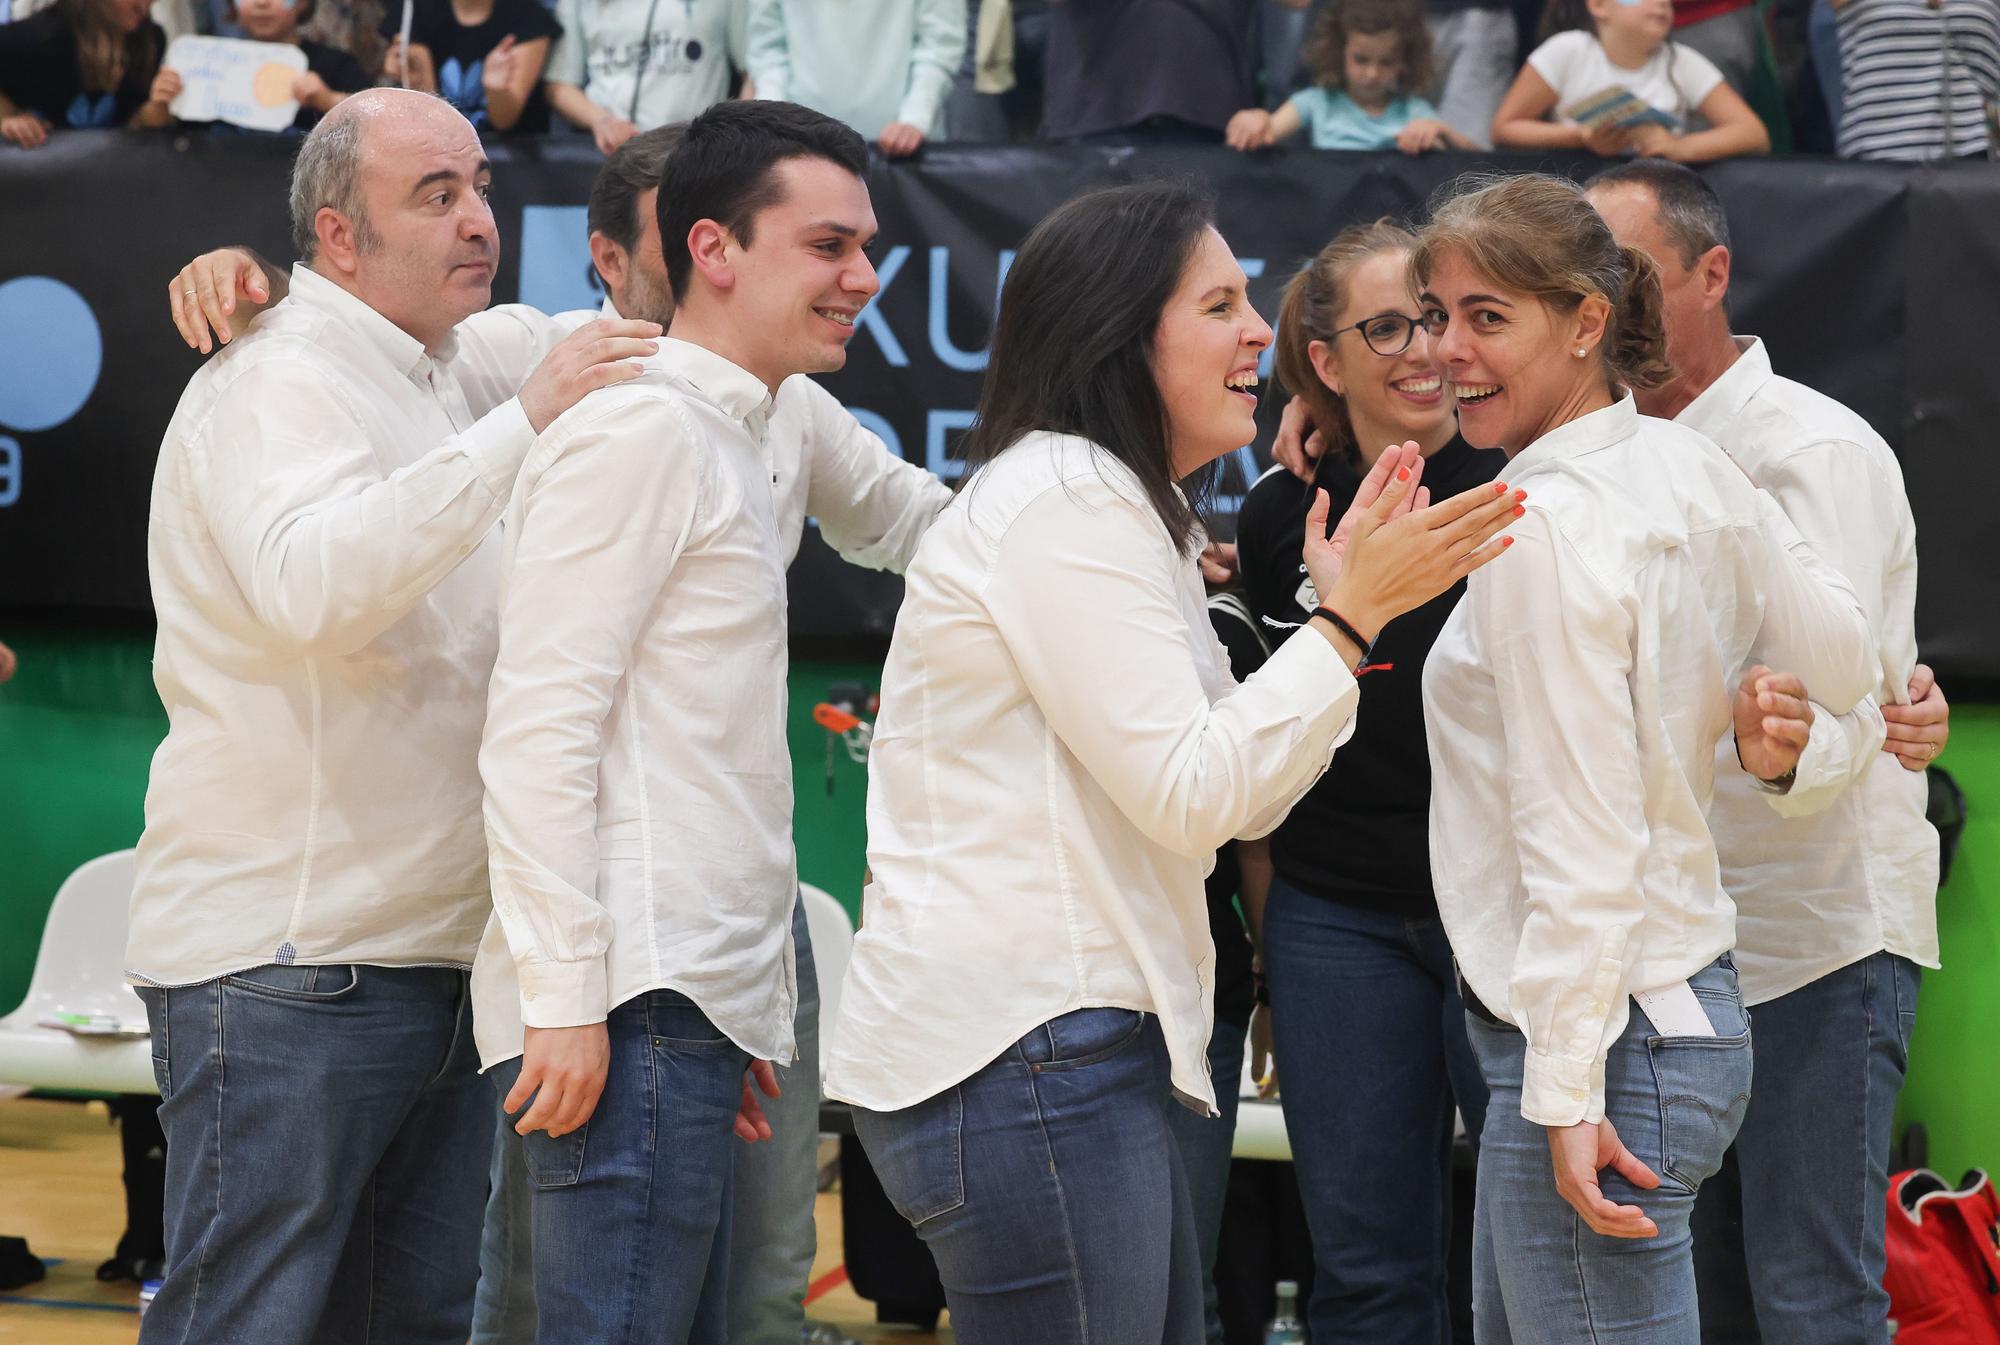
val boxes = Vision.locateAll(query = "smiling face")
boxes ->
[717,155,880,383]
[1420,247,1610,454]
[1308,247,1455,454]
[1150,227,1275,477]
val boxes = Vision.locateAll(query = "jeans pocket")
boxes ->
[1023,1007,1147,1073]
[221,963,361,1004]
[137,987,171,1100]
[643,990,735,1052]
[855,1088,966,1228]
[1649,1029,1752,1194]
[519,1123,588,1190]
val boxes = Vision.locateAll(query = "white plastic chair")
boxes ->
[0,848,158,1095]
[799,882,854,1094]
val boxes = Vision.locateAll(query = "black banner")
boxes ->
[0,134,1992,679]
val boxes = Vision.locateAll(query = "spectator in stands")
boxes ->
[747,0,964,156]
[0,0,163,147]
[1234,218,1500,1343]
[1426,0,1519,147]
[1492,0,1771,159]
[154,0,364,132]
[1038,0,1256,142]
[380,0,558,133]
[1225,0,1479,152]
[1829,0,1998,160]
[541,0,732,155]
[1670,0,1762,98]
[301,0,384,78]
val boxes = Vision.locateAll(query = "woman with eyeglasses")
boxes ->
[1232,218,1501,1345]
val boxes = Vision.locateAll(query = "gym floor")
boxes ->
[0,1097,952,1344]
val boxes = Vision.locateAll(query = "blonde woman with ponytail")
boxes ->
[1235,218,1505,1342]
[1412,172,1879,1341]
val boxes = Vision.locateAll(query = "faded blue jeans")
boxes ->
[1692,951,1921,1345]
[137,964,492,1345]
[474,898,821,1345]
[854,1007,1205,1345]
[1163,1009,1249,1345]
[1466,955,1752,1344]
[490,988,749,1345]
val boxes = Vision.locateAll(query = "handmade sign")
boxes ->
[164,36,307,131]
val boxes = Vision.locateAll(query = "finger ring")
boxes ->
[183,288,198,296]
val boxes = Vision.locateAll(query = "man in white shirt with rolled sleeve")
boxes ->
[129,88,661,1345]
[1591,159,1952,1345]
[471,100,921,1345]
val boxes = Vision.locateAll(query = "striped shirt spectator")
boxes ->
[1835,0,1999,160]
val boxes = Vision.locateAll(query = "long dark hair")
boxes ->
[961,180,1218,556]
[56,0,158,96]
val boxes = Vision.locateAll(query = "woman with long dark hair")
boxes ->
[821,179,1524,1343]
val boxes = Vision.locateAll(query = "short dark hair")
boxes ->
[960,180,1219,556]
[1587,159,1732,268]
[588,124,685,252]
[657,100,870,302]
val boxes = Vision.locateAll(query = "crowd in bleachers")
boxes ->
[1,0,1995,160]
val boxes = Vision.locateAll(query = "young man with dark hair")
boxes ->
[468,98,924,1345]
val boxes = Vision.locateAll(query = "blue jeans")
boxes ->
[1261,879,1489,1345]
[1692,951,1921,1345]
[474,898,820,1345]
[854,1007,1205,1345]
[136,964,491,1345]
[727,898,822,1344]
[1164,1009,1249,1345]
[1467,955,1752,1345]
[491,988,751,1345]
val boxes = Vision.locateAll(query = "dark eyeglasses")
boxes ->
[1333,308,1449,357]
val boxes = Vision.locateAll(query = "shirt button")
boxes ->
[1589,1000,1606,1014]
[523,990,537,1002]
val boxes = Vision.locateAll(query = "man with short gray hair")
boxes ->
[1589,158,1952,1345]
[130,87,660,1345]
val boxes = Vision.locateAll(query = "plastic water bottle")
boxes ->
[1264,1279,1305,1344]
[139,1278,161,1317]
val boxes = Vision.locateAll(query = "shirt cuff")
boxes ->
[517,956,610,1030]
[896,68,953,135]
[1521,1047,1606,1127]
[1261,620,1362,758]
[465,396,536,501]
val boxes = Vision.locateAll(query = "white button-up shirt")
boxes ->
[1680,338,1940,1006]
[471,338,950,1068]
[130,266,555,986]
[824,431,1361,1117]
[1423,397,1878,1127]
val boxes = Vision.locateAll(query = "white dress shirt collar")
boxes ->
[1506,392,1640,475]
[651,336,775,437]
[1675,337,1770,445]
[287,262,463,376]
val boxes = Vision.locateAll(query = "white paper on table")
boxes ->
[165,35,308,131]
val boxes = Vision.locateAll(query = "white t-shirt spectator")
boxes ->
[545,0,737,131]
[1527,28,1725,126]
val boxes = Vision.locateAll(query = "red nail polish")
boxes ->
[1493,483,1507,494]
[1513,505,1525,517]
[1502,536,1514,547]
[1397,467,1411,481]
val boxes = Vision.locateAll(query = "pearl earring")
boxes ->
[1574,348,1587,358]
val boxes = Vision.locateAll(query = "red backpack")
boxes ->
[1886,1169,2000,1343]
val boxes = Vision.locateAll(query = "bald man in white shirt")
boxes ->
[1589,159,1951,1345]
[134,89,662,1345]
